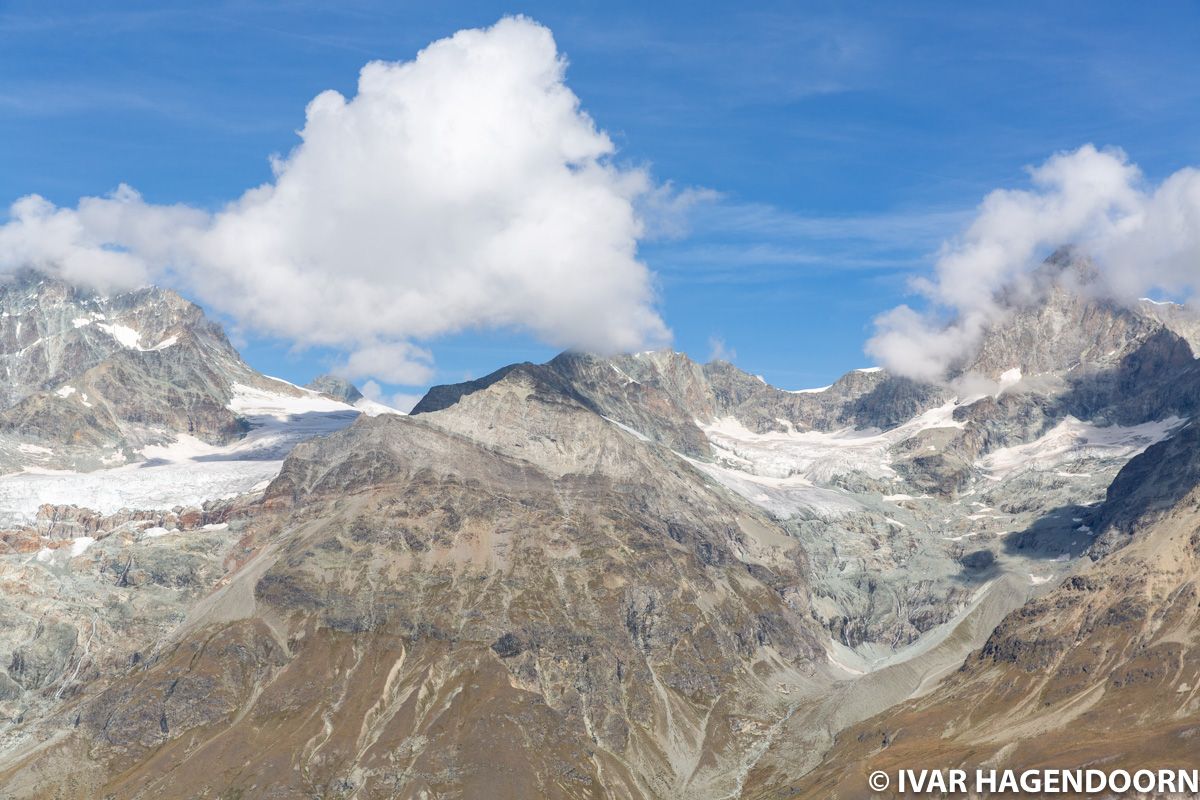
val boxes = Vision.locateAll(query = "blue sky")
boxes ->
[2,1,1199,399]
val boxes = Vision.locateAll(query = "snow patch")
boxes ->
[608,362,638,385]
[701,399,966,485]
[0,382,363,525]
[603,416,651,442]
[94,320,179,351]
[685,455,864,520]
[694,400,968,518]
[96,322,141,349]
[997,367,1022,393]
[149,334,178,350]
[979,416,1186,481]
[353,396,402,417]
[70,536,95,557]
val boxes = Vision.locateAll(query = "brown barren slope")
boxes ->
[0,373,833,799]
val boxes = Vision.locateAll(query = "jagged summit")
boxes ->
[0,268,251,409]
[413,348,950,459]
[957,250,1197,383]
[0,269,284,471]
[305,374,364,403]
[0,269,1197,798]
[0,270,373,501]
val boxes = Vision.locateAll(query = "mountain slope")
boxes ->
[0,368,833,799]
[769,420,1200,798]
[0,262,1196,799]
[0,271,392,524]
[409,261,1199,657]
[0,269,306,473]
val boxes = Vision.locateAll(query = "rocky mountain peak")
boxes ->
[0,268,244,408]
[1138,296,1200,354]
[0,266,1196,799]
[0,268,312,473]
[305,374,364,403]
[963,251,1176,381]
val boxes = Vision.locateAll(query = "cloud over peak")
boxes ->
[0,16,673,383]
[867,145,1200,382]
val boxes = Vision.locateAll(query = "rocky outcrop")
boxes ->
[0,269,308,473]
[0,257,1194,798]
[306,374,365,404]
[762,406,1200,799]
[0,369,831,799]
[1138,297,1200,355]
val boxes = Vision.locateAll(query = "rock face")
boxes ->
[405,256,1200,657]
[769,421,1200,799]
[306,374,365,404]
[1137,297,1200,354]
[0,371,832,800]
[0,256,1197,799]
[961,253,1160,380]
[413,352,951,457]
[0,269,300,473]
[0,500,246,772]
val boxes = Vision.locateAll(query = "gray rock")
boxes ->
[9,621,77,690]
[0,269,311,474]
[305,374,364,403]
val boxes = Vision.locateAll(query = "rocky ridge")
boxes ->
[771,420,1200,799]
[0,259,1196,797]
[0,371,835,799]
[405,258,1200,656]
[0,269,312,473]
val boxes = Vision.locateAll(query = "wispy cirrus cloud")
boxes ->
[645,197,969,284]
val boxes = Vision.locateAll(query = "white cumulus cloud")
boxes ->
[867,145,1200,382]
[0,16,673,384]
[333,342,434,385]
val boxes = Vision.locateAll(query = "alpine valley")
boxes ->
[0,256,1197,799]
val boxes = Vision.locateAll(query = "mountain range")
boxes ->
[0,259,1196,798]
